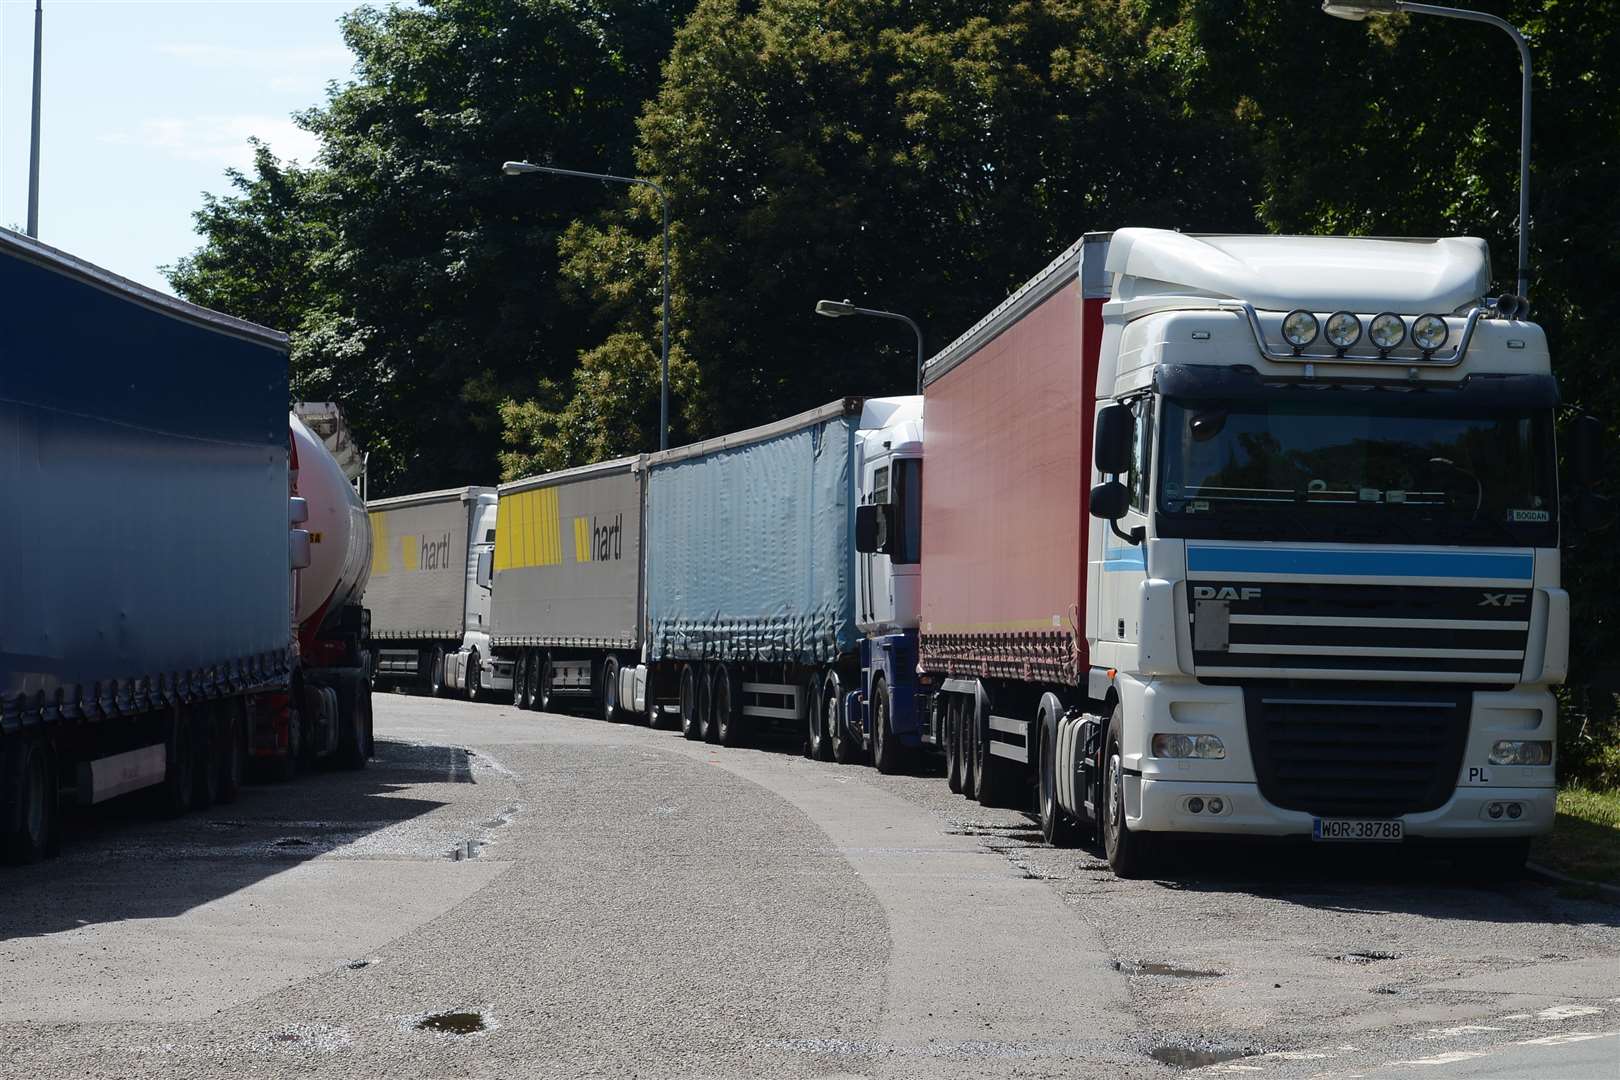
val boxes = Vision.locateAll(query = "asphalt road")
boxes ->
[1,694,1616,1079]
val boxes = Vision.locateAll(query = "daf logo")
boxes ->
[1479,592,1529,608]
[1193,586,1262,602]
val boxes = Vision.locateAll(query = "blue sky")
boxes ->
[1,1,375,292]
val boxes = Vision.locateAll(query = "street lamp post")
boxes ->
[502,160,671,451]
[815,299,925,395]
[1322,0,1533,302]
[27,0,43,238]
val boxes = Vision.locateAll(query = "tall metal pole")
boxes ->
[501,161,671,449]
[27,0,43,238]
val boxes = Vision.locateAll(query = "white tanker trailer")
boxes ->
[0,228,373,863]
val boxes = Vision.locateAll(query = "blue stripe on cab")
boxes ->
[1102,546,1147,572]
[1186,546,1532,581]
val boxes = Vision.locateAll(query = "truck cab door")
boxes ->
[858,459,894,631]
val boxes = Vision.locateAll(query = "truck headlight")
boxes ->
[1368,312,1405,350]
[1152,733,1226,759]
[1282,310,1319,347]
[1412,313,1449,351]
[1488,740,1552,766]
[1325,311,1362,348]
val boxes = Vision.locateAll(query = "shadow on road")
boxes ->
[0,740,474,941]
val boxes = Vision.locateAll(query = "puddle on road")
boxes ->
[1331,951,1397,964]
[1116,960,1223,978]
[416,1011,486,1035]
[1149,1044,1254,1068]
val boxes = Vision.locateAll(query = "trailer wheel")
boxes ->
[1037,696,1078,847]
[163,706,197,816]
[192,700,221,810]
[218,698,245,804]
[944,695,962,794]
[601,655,621,724]
[871,676,902,774]
[699,665,719,743]
[974,694,1013,808]
[428,645,447,697]
[514,651,531,710]
[679,664,702,740]
[959,696,977,801]
[537,652,556,713]
[714,666,741,747]
[338,678,370,771]
[1102,706,1155,878]
[2,735,58,864]
[803,672,827,759]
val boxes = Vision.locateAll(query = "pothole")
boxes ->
[1116,960,1223,978]
[416,1011,486,1035]
[344,959,370,970]
[1331,951,1397,964]
[1148,1044,1255,1069]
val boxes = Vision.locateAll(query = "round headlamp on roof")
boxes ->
[1281,310,1319,348]
[1412,313,1450,351]
[1368,312,1406,350]
[1325,311,1362,349]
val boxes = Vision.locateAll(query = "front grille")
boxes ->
[1244,685,1471,817]
[1190,583,1531,684]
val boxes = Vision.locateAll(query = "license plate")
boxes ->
[1312,817,1404,843]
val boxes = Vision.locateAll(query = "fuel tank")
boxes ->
[290,412,372,631]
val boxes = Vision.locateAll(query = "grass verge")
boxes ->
[1532,786,1620,886]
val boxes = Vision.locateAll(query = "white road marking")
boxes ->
[1511,1030,1618,1047]
[1537,1004,1605,1020]
[1391,1050,1492,1066]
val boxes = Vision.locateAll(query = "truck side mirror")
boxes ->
[1094,403,1133,475]
[475,549,492,589]
[1089,481,1130,521]
[855,504,892,554]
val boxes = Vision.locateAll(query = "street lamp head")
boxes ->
[502,160,540,176]
[1321,0,1400,20]
[815,299,856,318]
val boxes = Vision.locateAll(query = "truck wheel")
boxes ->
[945,695,962,794]
[1038,697,1078,847]
[2,735,58,864]
[428,645,447,697]
[959,696,978,801]
[193,701,221,810]
[824,672,854,763]
[679,664,702,740]
[514,651,531,710]
[803,672,827,759]
[601,655,621,723]
[464,651,482,703]
[163,706,197,815]
[699,665,719,743]
[1103,706,1155,878]
[218,699,245,804]
[975,695,1012,808]
[338,681,369,771]
[537,652,556,713]
[872,676,901,774]
[715,666,742,747]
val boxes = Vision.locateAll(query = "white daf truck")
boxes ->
[919,227,1592,877]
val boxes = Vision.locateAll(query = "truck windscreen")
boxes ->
[1155,396,1558,547]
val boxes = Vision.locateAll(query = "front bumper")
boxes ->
[1131,776,1554,838]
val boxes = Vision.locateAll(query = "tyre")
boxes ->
[945,695,962,794]
[2,735,58,864]
[464,651,482,703]
[679,664,702,740]
[1103,705,1155,878]
[193,700,220,810]
[871,676,901,774]
[699,666,718,743]
[804,672,827,759]
[974,693,1012,808]
[714,666,743,747]
[826,671,858,763]
[163,706,197,815]
[601,655,621,724]
[1038,696,1079,847]
[338,679,370,771]
[218,699,245,804]
[959,696,977,802]
[644,668,664,728]
[427,645,447,697]
[537,652,556,712]
[513,651,531,710]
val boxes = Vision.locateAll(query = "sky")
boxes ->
[0,0,374,292]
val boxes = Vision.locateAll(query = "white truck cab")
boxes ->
[1085,229,1567,870]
